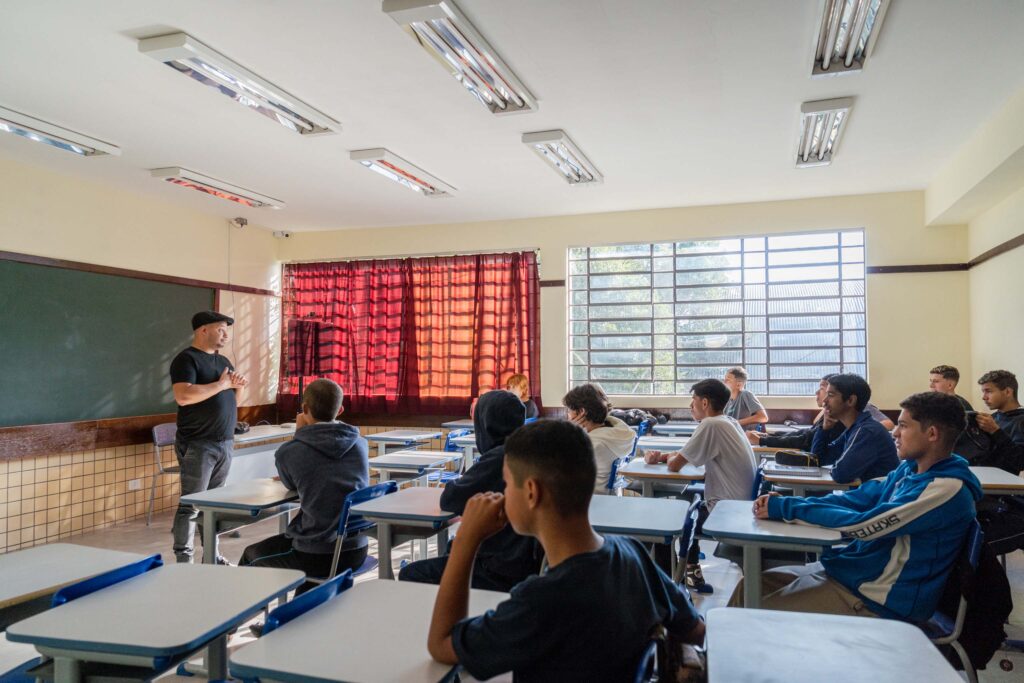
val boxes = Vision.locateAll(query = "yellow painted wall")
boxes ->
[968,185,1024,405]
[280,191,971,410]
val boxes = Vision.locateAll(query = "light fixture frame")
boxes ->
[0,105,120,157]
[522,130,603,185]
[796,97,854,168]
[349,148,457,198]
[383,0,537,115]
[150,167,285,209]
[138,32,340,135]
[811,0,891,77]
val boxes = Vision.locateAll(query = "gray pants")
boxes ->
[172,439,233,561]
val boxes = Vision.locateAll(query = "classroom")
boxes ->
[1,1,1022,681]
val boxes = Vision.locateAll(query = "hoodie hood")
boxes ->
[292,421,365,460]
[906,454,983,502]
[474,390,526,453]
[588,415,637,453]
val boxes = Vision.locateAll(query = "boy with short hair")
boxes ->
[811,374,899,483]
[427,421,705,681]
[562,382,636,494]
[957,370,1024,473]
[723,366,769,429]
[645,378,756,587]
[929,364,974,412]
[239,379,369,588]
[730,392,982,621]
[747,373,845,451]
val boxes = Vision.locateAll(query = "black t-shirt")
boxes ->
[169,347,237,442]
[451,535,701,682]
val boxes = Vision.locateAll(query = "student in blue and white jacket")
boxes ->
[730,392,982,621]
[811,373,899,483]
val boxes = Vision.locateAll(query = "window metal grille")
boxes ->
[568,230,866,396]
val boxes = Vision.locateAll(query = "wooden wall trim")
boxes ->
[968,231,1024,268]
[866,263,969,274]
[0,250,278,297]
[0,404,278,460]
[539,279,565,288]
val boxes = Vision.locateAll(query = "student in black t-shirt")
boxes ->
[169,310,248,563]
[426,420,704,682]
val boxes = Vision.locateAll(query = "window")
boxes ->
[568,230,866,397]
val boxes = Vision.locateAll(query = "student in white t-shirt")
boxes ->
[723,366,769,430]
[645,378,757,589]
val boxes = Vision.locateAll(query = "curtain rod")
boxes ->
[284,247,541,265]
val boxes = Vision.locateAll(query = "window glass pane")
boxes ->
[568,229,865,396]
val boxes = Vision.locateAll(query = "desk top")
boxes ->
[7,565,303,659]
[589,496,688,538]
[652,422,698,436]
[971,466,1024,492]
[367,429,443,443]
[452,433,478,447]
[441,418,475,430]
[762,462,856,488]
[235,424,296,445]
[702,499,842,546]
[617,460,705,481]
[636,435,690,451]
[371,452,461,470]
[0,544,145,610]
[764,423,811,435]
[231,580,508,683]
[706,607,962,683]
[351,486,455,524]
[179,478,297,512]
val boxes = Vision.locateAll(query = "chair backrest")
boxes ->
[52,554,163,606]
[632,639,658,683]
[750,466,764,500]
[636,420,652,437]
[627,433,640,460]
[444,428,472,452]
[678,494,704,562]
[337,480,399,537]
[152,423,177,449]
[925,519,984,641]
[263,570,354,636]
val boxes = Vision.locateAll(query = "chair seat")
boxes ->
[0,657,42,683]
[352,555,379,577]
[684,483,705,495]
[920,612,957,640]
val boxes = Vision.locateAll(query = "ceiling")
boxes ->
[1,0,1023,232]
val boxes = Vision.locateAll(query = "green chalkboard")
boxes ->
[0,260,214,427]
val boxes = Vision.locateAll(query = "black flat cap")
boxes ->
[191,310,235,330]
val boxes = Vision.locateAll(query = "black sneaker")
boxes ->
[249,621,264,638]
[215,555,234,566]
[685,563,714,594]
[175,553,193,564]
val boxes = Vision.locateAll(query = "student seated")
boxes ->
[239,379,369,590]
[723,366,768,430]
[929,364,974,412]
[645,379,757,588]
[729,392,982,621]
[956,369,1024,473]
[562,383,636,494]
[426,420,705,681]
[505,373,540,419]
[810,374,899,483]
[400,390,541,591]
[747,373,845,451]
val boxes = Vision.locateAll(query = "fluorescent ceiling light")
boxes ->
[350,148,456,197]
[383,0,536,115]
[812,0,891,76]
[796,98,854,168]
[522,130,602,185]
[138,32,340,135]
[151,167,285,209]
[0,105,120,157]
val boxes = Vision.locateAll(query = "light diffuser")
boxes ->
[812,0,891,76]
[349,148,456,197]
[522,130,602,185]
[0,105,120,157]
[151,167,285,209]
[796,98,854,168]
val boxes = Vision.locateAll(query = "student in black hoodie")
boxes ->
[239,379,369,590]
[956,370,1024,473]
[399,390,541,592]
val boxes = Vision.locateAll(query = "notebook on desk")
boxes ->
[764,462,823,477]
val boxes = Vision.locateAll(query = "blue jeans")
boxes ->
[172,438,233,561]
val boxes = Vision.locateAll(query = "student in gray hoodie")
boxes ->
[239,379,369,591]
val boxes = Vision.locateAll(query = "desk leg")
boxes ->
[54,656,81,683]
[642,481,653,498]
[207,634,228,681]
[378,521,394,579]
[462,446,473,472]
[742,545,762,609]
[279,507,290,534]
[436,527,449,557]
[202,509,218,565]
[377,442,387,458]
[670,536,678,581]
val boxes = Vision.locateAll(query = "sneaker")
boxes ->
[175,553,193,564]
[215,555,234,566]
[249,621,264,638]
[685,563,714,594]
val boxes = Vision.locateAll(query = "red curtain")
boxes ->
[279,252,539,414]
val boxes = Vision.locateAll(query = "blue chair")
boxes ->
[0,657,44,683]
[750,466,765,499]
[262,571,354,636]
[674,494,712,593]
[52,554,163,606]
[306,482,398,586]
[920,519,984,683]
[524,416,538,424]
[147,423,180,525]
[633,640,658,683]
[444,428,472,452]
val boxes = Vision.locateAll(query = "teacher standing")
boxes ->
[169,311,248,563]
